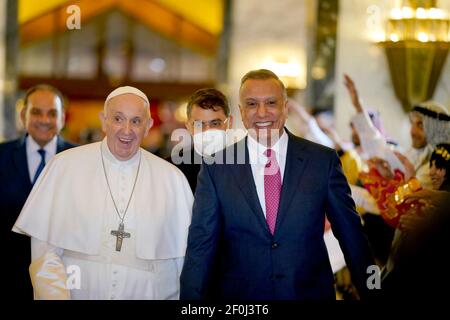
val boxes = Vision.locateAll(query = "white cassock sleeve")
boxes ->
[29,238,70,300]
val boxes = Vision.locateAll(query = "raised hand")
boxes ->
[344,74,363,113]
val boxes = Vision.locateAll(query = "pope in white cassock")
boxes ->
[13,86,194,300]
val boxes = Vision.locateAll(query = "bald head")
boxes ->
[240,69,287,99]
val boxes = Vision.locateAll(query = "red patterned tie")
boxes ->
[264,149,281,235]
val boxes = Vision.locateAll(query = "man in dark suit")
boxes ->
[170,88,232,192]
[180,69,375,300]
[0,84,76,300]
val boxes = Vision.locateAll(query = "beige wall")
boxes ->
[226,0,315,137]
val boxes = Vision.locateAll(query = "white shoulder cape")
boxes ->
[13,141,194,260]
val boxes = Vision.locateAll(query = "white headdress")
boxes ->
[412,101,450,147]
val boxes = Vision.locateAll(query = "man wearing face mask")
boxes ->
[170,88,233,192]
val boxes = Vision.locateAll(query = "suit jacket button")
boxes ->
[271,242,279,249]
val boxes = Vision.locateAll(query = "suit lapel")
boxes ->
[229,133,311,236]
[275,133,309,234]
[13,136,32,189]
[229,138,271,234]
[56,136,67,153]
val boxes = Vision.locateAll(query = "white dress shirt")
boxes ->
[247,130,288,218]
[26,135,57,183]
[247,131,346,273]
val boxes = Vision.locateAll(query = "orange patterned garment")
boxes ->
[359,168,423,228]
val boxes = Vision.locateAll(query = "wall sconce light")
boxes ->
[261,56,306,90]
[377,0,450,112]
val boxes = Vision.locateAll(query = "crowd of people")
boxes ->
[0,69,449,300]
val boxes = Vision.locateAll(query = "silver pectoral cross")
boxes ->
[111,222,131,252]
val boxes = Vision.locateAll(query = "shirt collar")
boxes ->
[101,137,141,167]
[26,134,57,155]
[247,129,288,165]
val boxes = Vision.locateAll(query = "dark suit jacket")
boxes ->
[167,147,202,193]
[180,131,375,300]
[0,135,76,300]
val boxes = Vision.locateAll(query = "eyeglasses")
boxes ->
[191,118,228,130]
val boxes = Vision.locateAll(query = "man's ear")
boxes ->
[60,111,66,128]
[144,118,154,137]
[20,107,27,126]
[185,120,194,135]
[228,115,234,129]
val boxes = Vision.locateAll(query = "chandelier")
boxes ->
[378,0,450,112]
[384,0,449,42]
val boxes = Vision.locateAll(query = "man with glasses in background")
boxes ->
[169,88,233,192]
